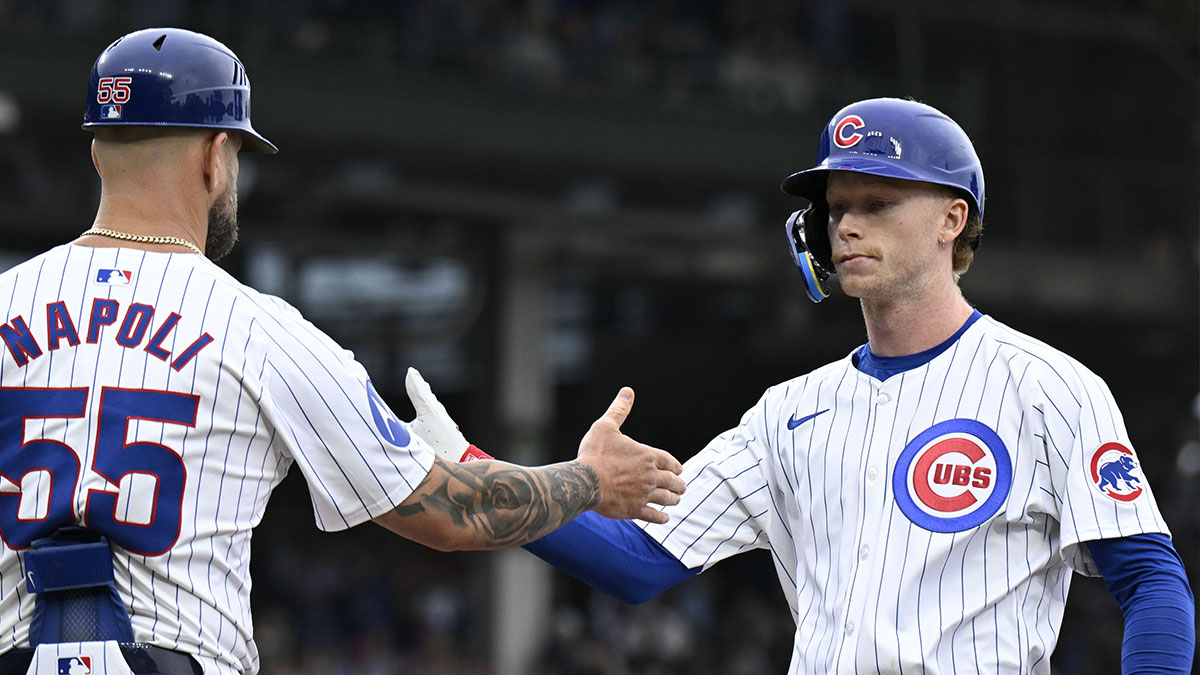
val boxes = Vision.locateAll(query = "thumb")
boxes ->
[598,387,635,429]
[405,367,438,417]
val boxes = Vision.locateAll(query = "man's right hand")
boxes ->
[404,368,685,523]
[574,387,685,524]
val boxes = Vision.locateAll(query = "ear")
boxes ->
[90,139,101,177]
[941,197,969,246]
[201,131,232,196]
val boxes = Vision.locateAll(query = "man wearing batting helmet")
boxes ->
[409,98,1195,673]
[0,27,686,674]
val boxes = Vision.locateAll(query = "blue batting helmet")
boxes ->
[780,98,984,302]
[82,28,277,153]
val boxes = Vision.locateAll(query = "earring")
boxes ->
[938,236,946,249]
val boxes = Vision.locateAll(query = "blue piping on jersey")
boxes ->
[853,310,983,381]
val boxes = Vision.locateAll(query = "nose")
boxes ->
[831,211,862,243]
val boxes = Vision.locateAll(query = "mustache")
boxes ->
[833,247,883,263]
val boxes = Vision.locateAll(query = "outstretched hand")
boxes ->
[576,388,686,524]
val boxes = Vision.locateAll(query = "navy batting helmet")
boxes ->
[83,28,277,153]
[780,98,983,302]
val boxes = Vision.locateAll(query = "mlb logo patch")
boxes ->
[58,656,92,674]
[95,268,133,285]
[100,104,122,119]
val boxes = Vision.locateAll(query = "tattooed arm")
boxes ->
[374,387,686,551]
[374,458,600,551]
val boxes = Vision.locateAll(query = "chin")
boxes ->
[836,275,872,299]
[841,279,894,303]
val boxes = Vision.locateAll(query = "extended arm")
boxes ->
[376,371,685,551]
[374,456,600,551]
[1086,533,1195,674]
[401,367,698,596]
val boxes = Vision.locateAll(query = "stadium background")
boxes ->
[0,1,1196,672]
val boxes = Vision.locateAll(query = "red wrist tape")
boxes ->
[459,445,493,462]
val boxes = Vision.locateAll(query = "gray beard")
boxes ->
[205,184,239,261]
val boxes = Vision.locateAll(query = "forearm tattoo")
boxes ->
[393,461,600,549]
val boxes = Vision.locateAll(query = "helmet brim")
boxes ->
[782,158,976,211]
[82,122,278,154]
[240,128,278,154]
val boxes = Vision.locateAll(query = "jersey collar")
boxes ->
[853,310,983,381]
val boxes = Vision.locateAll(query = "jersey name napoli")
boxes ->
[0,245,436,673]
[642,315,1168,675]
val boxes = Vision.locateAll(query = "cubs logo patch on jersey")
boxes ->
[892,419,1013,533]
[1089,442,1144,502]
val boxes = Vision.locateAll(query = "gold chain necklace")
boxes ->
[82,228,203,256]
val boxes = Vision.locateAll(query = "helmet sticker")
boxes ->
[96,77,132,104]
[833,115,866,148]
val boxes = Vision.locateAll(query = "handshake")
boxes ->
[404,368,686,525]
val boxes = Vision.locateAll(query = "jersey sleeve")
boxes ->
[254,298,436,531]
[1034,360,1170,576]
[639,392,774,571]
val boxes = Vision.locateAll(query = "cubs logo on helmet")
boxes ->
[833,114,866,148]
[893,419,1013,533]
[1089,442,1144,502]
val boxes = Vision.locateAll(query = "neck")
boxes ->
[860,282,974,357]
[83,186,207,253]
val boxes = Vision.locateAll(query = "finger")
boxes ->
[655,472,686,495]
[637,506,669,525]
[654,450,684,475]
[597,387,635,430]
[645,487,682,507]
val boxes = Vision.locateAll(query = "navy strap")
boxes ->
[23,528,134,645]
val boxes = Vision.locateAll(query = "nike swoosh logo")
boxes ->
[787,409,829,430]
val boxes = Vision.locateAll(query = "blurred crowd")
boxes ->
[0,0,853,116]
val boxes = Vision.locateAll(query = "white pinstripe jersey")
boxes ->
[642,312,1169,674]
[0,244,436,673]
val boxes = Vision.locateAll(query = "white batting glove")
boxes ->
[405,367,492,463]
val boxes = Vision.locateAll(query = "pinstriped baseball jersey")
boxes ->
[641,312,1169,674]
[0,244,436,673]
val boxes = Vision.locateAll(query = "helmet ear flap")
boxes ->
[803,203,833,272]
[785,207,835,303]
